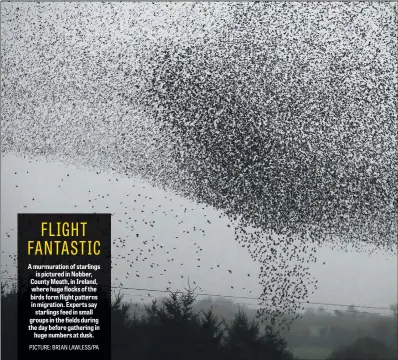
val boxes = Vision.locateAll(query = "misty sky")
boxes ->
[1,153,396,314]
[1,2,397,321]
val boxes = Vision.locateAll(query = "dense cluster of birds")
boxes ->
[1,2,397,328]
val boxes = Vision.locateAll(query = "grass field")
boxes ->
[292,346,332,360]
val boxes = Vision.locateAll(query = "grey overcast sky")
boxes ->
[1,2,397,318]
[1,153,396,313]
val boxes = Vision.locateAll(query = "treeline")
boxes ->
[1,283,294,360]
[129,296,398,353]
[2,282,397,360]
[111,288,296,360]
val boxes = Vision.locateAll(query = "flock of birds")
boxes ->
[2,2,397,329]
[2,165,320,328]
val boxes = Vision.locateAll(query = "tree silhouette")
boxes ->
[224,307,295,360]
[3,280,398,360]
[1,283,17,360]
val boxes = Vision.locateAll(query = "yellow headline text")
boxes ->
[27,240,101,256]
[41,222,88,237]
